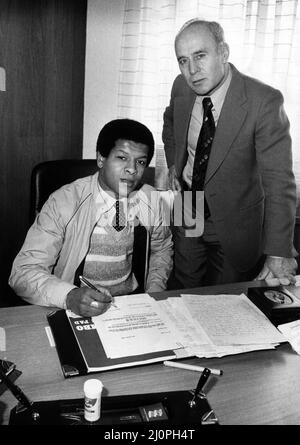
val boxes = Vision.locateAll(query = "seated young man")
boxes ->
[9,119,173,316]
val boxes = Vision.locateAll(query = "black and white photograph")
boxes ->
[1,0,300,430]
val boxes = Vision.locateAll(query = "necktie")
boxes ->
[113,200,126,232]
[191,97,215,191]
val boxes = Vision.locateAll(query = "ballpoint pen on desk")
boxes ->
[0,366,40,421]
[163,360,223,377]
[79,275,118,308]
[189,367,211,408]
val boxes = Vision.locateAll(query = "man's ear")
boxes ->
[96,152,105,168]
[221,42,230,62]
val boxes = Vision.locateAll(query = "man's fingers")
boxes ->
[86,289,112,303]
[265,277,281,286]
[278,275,296,285]
[82,299,110,317]
[96,286,112,298]
[265,276,296,287]
[255,268,270,280]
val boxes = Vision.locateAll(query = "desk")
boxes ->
[1,280,300,425]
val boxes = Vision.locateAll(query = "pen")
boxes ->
[163,360,223,376]
[79,275,117,308]
[189,367,211,407]
[0,367,40,420]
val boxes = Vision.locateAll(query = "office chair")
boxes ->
[29,159,155,224]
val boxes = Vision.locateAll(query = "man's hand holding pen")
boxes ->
[66,286,112,317]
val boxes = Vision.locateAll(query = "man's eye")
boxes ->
[195,53,205,60]
[178,58,187,66]
[117,156,126,160]
[137,160,146,166]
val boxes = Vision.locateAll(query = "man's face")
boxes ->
[175,24,229,95]
[97,139,149,198]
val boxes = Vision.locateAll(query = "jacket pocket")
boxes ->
[239,195,264,212]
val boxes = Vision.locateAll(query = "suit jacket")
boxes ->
[163,63,297,272]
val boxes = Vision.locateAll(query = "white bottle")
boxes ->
[84,379,103,422]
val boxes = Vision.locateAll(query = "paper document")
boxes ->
[157,297,213,348]
[93,294,182,359]
[158,293,284,358]
[63,290,287,369]
[181,293,284,346]
[278,319,300,355]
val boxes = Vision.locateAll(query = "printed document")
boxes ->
[92,294,182,359]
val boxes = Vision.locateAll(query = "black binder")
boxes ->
[47,310,177,378]
[47,310,86,377]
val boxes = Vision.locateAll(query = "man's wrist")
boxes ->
[64,287,77,310]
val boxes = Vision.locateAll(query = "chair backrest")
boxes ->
[29,159,155,224]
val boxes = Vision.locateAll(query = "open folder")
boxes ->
[47,292,286,378]
[47,293,182,377]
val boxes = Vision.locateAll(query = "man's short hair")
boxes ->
[96,118,155,166]
[175,18,225,48]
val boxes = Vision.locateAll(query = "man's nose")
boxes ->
[189,58,199,75]
[125,161,137,175]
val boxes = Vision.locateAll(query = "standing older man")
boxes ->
[163,18,297,289]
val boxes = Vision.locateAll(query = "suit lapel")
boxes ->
[205,66,248,185]
[174,93,195,175]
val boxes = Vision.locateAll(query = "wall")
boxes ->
[0,0,87,305]
[83,0,126,159]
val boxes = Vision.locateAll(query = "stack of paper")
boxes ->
[158,293,285,358]
[90,292,285,361]
[92,294,183,359]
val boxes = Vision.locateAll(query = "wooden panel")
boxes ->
[0,0,87,306]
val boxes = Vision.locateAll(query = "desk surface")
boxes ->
[1,280,300,425]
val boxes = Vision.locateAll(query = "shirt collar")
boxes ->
[95,181,149,213]
[96,183,116,211]
[209,64,232,116]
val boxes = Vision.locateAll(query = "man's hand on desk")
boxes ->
[65,287,112,316]
[255,255,298,285]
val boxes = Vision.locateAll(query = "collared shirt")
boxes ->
[183,65,233,187]
[95,184,145,229]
